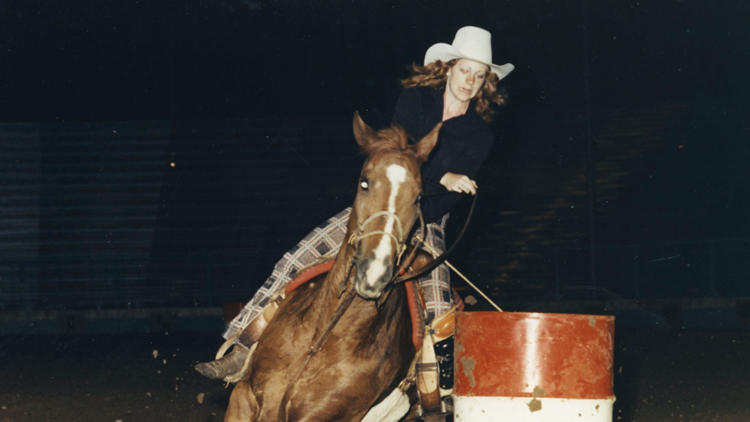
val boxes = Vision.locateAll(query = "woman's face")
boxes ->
[445,59,490,103]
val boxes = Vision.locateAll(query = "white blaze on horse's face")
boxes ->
[363,164,407,288]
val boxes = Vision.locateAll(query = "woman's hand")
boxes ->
[440,172,477,195]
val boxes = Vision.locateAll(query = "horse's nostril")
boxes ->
[355,282,382,300]
[353,255,395,301]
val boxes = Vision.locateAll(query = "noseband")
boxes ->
[348,210,410,264]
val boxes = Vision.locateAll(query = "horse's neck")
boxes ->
[312,209,359,315]
[308,209,407,339]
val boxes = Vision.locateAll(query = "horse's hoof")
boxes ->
[195,344,250,380]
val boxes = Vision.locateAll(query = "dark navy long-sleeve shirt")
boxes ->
[392,86,494,224]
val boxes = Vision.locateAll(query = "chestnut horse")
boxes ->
[224,113,441,422]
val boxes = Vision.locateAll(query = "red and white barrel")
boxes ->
[454,312,615,421]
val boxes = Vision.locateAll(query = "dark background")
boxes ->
[1,0,749,308]
[1,2,750,422]
[4,0,747,122]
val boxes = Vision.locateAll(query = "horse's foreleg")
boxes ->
[224,380,258,422]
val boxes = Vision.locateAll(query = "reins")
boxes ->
[278,266,358,421]
[392,191,478,284]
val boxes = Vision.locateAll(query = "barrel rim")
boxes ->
[456,310,615,323]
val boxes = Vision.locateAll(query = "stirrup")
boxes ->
[195,342,253,381]
[195,340,257,384]
[222,342,257,384]
[219,289,286,360]
[215,334,239,361]
[208,293,283,382]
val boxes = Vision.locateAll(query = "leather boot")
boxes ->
[416,325,442,415]
[418,306,457,417]
[194,343,250,380]
[429,307,455,399]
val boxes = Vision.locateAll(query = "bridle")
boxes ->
[347,190,477,285]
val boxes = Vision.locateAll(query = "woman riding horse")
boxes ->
[196,25,514,417]
[224,115,442,422]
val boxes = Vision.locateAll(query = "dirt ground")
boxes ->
[0,328,749,422]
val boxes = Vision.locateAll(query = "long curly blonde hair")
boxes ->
[401,59,508,123]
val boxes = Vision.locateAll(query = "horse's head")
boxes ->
[349,112,441,300]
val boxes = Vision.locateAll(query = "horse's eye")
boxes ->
[415,194,422,205]
[359,179,369,190]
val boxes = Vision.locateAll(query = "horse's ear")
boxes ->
[414,122,442,163]
[352,111,376,148]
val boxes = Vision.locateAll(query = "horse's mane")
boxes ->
[360,125,420,162]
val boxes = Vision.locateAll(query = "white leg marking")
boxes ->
[365,164,406,286]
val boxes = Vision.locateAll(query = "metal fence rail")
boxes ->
[1,238,748,311]
[0,252,275,311]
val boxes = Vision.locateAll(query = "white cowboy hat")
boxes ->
[424,26,514,81]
